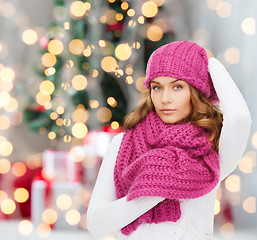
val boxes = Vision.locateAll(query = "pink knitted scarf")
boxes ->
[114,111,220,235]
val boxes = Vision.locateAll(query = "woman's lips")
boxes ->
[160,109,176,114]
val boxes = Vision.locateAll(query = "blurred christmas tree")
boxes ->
[23,0,175,145]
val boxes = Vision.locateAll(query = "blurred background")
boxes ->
[0,0,256,239]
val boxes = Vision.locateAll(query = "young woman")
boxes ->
[86,41,252,240]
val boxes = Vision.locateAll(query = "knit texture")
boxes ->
[114,111,220,235]
[143,40,219,104]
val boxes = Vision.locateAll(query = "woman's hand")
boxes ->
[206,49,214,59]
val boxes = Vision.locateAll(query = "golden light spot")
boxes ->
[0,158,11,174]
[84,2,91,10]
[4,97,18,112]
[108,0,115,3]
[111,121,119,130]
[216,2,231,18]
[206,0,222,11]
[48,39,64,55]
[136,77,147,93]
[45,67,56,76]
[0,67,15,82]
[107,97,117,107]
[37,223,51,238]
[0,91,11,107]
[219,222,234,239]
[0,140,13,157]
[40,80,55,95]
[50,112,58,120]
[63,118,72,126]
[72,108,88,123]
[121,2,129,10]
[22,29,38,45]
[48,131,56,140]
[141,1,158,18]
[241,18,256,35]
[216,187,222,200]
[128,20,136,27]
[115,44,132,61]
[126,76,134,84]
[66,60,74,68]
[147,25,163,41]
[97,107,112,123]
[224,47,240,64]
[98,40,106,47]
[127,9,135,17]
[72,123,88,139]
[252,132,257,148]
[18,220,33,236]
[116,13,123,21]
[100,16,107,24]
[14,188,29,203]
[132,41,141,49]
[0,190,8,202]
[56,106,65,115]
[0,115,11,130]
[239,155,253,174]
[101,56,118,72]
[64,22,70,30]
[105,9,118,25]
[125,65,134,75]
[56,194,72,210]
[83,47,92,57]
[116,69,124,77]
[69,39,84,55]
[72,75,88,90]
[12,162,26,177]
[89,100,99,109]
[225,174,240,192]
[70,1,87,18]
[36,92,51,106]
[214,199,220,215]
[44,102,52,110]
[41,53,57,67]
[42,208,58,225]
[1,199,16,215]
[56,118,63,126]
[64,135,72,143]
[0,80,13,92]
[92,69,99,78]
[243,196,256,213]
[138,16,145,24]
[69,146,85,163]
[65,209,81,225]
[149,0,165,7]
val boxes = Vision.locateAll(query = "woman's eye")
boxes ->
[152,86,161,91]
[174,85,182,90]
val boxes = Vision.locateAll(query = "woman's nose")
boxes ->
[161,89,172,103]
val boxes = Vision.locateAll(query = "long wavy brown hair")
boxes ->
[122,85,223,152]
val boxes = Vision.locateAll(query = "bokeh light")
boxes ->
[14,188,29,203]
[72,108,88,123]
[147,25,163,41]
[22,29,38,45]
[37,223,51,238]
[225,174,241,192]
[241,17,256,35]
[243,196,256,213]
[12,162,26,177]
[0,115,11,130]
[0,158,11,174]
[0,140,13,157]
[40,80,55,95]
[18,220,33,236]
[97,107,112,123]
[0,67,15,82]
[72,123,88,139]
[251,131,257,149]
[65,209,81,225]
[214,199,220,215]
[70,1,87,18]
[224,47,240,64]
[48,39,64,55]
[42,208,58,225]
[72,75,88,90]
[216,1,231,18]
[101,56,118,72]
[115,44,132,61]
[56,194,72,210]
[1,199,16,214]
[69,39,84,55]
[41,53,57,67]
[141,2,158,18]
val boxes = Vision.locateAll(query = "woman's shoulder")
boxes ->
[109,132,124,148]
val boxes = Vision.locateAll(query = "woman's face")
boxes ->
[150,76,192,124]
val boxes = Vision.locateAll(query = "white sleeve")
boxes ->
[86,133,164,237]
[208,58,252,181]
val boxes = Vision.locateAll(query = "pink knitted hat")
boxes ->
[143,41,219,104]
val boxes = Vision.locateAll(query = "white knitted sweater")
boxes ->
[87,58,252,240]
